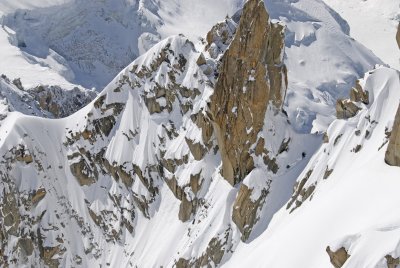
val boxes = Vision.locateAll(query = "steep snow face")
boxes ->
[227,66,400,268]
[263,0,382,133]
[322,0,400,70]
[0,25,80,90]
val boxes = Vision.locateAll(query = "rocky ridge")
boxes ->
[0,75,96,119]
[0,0,297,265]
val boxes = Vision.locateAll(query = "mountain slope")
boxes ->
[228,66,400,268]
[0,0,394,267]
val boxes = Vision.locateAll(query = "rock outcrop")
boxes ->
[386,255,400,268]
[349,80,369,104]
[232,184,268,241]
[385,104,400,166]
[396,23,400,49]
[210,0,287,185]
[326,246,350,268]
[336,99,360,119]
[336,79,371,119]
[286,170,315,213]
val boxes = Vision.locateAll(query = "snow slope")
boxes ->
[228,66,400,268]
[322,0,400,70]
[0,25,79,90]
[264,0,382,132]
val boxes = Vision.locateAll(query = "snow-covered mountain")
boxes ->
[323,0,400,70]
[0,0,399,267]
[0,0,243,90]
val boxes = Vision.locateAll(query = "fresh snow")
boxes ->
[322,0,400,70]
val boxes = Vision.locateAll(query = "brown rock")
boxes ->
[185,137,207,161]
[286,170,315,213]
[15,145,33,164]
[70,158,96,186]
[102,158,133,187]
[210,0,287,185]
[165,176,200,222]
[385,104,400,166]
[190,111,214,147]
[326,246,350,268]
[196,53,207,66]
[176,229,231,268]
[336,99,360,119]
[178,196,197,222]
[1,192,20,236]
[396,23,400,49]
[17,238,34,256]
[232,184,268,241]
[349,80,369,104]
[16,154,33,164]
[386,255,400,268]
[31,188,46,205]
[190,172,202,194]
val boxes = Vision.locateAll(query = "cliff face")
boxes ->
[210,0,287,185]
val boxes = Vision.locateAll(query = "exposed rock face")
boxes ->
[210,0,287,185]
[349,80,369,104]
[326,246,350,268]
[33,86,96,118]
[397,23,400,49]
[336,99,361,119]
[385,104,400,166]
[176,227,232,268]
[386,255,400,268]
[232,184,268,241]
[336,79,371,119]
[286,170,315,213]
[165,174,203,222]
